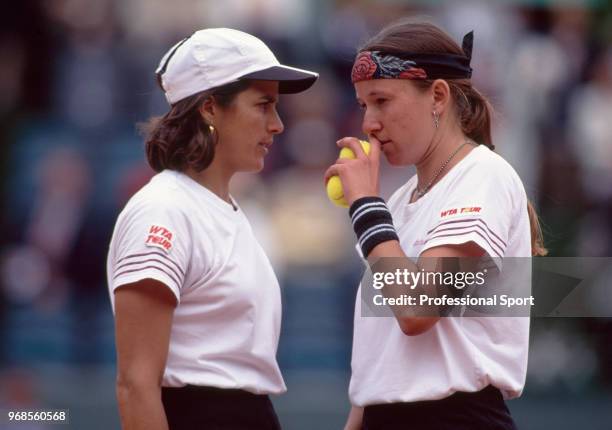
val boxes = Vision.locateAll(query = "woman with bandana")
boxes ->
[325,20,546,430]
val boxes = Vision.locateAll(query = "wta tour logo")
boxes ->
[145,225,174,253]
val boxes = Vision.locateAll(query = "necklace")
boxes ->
[415,140,474,198]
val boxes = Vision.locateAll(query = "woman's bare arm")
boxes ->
[344,406,364,430]
[114,279,177,430]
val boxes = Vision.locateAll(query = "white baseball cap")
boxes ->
[155,28,319,105]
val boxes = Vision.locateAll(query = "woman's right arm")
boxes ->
[344,406,364,430]
[114,279,177,430]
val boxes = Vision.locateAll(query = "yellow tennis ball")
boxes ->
[326,176,347,206]
[327,140,371,207]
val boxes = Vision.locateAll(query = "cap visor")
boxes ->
[241,65,318,94]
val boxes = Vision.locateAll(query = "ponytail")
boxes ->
[451,80,547,256]
[454,80,548,257]
[450,82,494,151]
[527,200,548,256]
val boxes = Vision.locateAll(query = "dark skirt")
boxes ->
[363,385,517,430]
[161,385,282,430]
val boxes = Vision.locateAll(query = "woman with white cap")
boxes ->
[106,28,317,430]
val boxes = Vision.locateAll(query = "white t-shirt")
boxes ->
[349,144,531,406]
[107,170,286,395]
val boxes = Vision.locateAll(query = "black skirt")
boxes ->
[363,385,517,430]
[161,385,282,430]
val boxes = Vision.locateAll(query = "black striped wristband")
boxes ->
[349,196,399,258]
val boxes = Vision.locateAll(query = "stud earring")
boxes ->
[209,125,215,133]
[432,111,440,129]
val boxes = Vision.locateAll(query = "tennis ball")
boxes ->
[326,140,371,207]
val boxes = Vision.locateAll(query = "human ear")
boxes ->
[198,97,216,125]
[431,79,451,114]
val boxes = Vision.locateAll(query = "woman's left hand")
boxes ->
[324,136,382,206]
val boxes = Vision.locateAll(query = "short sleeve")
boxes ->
[420,166,520,259]
[108,199,191,303]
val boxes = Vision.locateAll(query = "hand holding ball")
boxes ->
[326,140,371,207]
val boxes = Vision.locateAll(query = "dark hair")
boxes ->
[360,20,547,256]
[140,80,251,173]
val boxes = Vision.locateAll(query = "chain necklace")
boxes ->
[415,140,474,198]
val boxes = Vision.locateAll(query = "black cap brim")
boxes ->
[241,65,318,94]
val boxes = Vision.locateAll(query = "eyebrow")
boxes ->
[356,90,391,103]
[368,90,391,98]
[259,95,278,103]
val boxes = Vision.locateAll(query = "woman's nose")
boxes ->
[269,109,284,134]
[362,111,382,136]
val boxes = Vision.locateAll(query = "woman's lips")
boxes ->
[258,142,271,154]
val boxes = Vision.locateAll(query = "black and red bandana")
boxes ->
[351,31,474,83]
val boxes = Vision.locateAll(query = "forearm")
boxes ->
[117,383,169,430]
[344,406,364,430]
[347,196,439,334]
[367,238,404,258]
[367,239,440,334]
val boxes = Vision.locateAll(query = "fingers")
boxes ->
[337,137,367,160]
[334,158,353,165]
[326,136,381,196]
[367,135,382,164]
[336,136,381,165]
[324,164,342,184]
